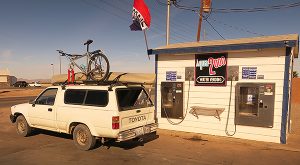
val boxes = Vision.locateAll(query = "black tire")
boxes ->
[73,124,96,151]
[15,115,32,137]
[88,53,110,81]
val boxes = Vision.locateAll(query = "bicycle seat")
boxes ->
[84,39,93,45]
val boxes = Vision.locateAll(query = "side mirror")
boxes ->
[29,100,36,107]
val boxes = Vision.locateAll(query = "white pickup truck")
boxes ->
[10,84,157,150]
[28,82,42,87]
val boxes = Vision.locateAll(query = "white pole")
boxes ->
[143,30,150,60]
[59,55,62,74]
[166,0,170,45]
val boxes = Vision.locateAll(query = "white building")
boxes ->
[149,34,299,144]
[0,68,17,87]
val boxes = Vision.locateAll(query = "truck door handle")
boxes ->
[136,110,141,113]
[48,108,52,112]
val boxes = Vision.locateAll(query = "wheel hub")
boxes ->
[77,130,88,145]
[17,121,25,132]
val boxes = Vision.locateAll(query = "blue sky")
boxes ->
[0,0,299,79]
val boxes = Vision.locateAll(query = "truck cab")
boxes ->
[10,84,157,150]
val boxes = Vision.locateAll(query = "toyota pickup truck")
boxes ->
[10,84,157,150]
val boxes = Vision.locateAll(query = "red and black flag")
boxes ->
[130,0,151,31]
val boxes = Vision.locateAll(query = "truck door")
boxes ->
[28,88,58,130]
[116,87,154,131]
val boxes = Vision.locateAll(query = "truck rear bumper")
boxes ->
[117,123,158,142]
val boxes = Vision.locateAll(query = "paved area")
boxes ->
[1,96,300,164]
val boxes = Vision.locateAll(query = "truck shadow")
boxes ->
[32,129,73,139]
[101,132,159,150]
[31,129,159,150]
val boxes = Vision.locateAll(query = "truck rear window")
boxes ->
[116,87,153,111]
[64,89,108,107]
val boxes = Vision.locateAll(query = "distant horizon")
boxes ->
[0,0,299,79]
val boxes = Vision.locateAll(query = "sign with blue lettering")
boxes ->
[166,71,177,81]
[242,67,257,79]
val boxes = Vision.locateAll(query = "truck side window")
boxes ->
[64,89,86,105]
[64,89,108,107]
[84,90,108,106]
[35,88,58,106]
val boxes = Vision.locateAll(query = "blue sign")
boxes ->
[242,67,257,79]
[166,71,177,81]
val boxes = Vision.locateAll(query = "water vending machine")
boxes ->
[235,83,275,128]
[161,82,184,119]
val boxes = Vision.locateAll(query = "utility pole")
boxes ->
[196,0,204,42]
[59,55,61,74]
[197,0,212,42]
[166,0,171,45]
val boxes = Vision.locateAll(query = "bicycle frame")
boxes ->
[66,52,91,75]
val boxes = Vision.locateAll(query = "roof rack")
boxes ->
[60,72,146,90]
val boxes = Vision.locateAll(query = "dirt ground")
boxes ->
[0,88,44,98]
[0,85,300,164]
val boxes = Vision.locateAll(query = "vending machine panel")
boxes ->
[235,83,275,128]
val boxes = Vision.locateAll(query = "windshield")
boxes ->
[116,87,153,111]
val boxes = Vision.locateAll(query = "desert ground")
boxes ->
[0,81,300,165]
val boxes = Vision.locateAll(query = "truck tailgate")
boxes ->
[119,107,152,131]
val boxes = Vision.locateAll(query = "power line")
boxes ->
[212,2,300,13]
[210,18,265,36]
[170,1,300,13]
[151,2,197,37]
[155,0,168,6]
[99,0,193,42]
[82,0,210,43]
[204,19,225,40]
[171,0,265,38]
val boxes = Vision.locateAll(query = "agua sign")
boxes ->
[195,53,228,86]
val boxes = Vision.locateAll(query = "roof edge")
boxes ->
[149,34,299,58]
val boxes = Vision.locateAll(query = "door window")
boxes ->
[35,88,58,106]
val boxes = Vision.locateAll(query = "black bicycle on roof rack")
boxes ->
[57,39,110,81]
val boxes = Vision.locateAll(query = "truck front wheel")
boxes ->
[73,124,96,151]
[16,115,32,137]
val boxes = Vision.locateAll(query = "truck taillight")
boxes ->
[112,116,119,129]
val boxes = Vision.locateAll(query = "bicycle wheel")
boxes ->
[88,53,110,81]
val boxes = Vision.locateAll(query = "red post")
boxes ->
[68,69,75,83]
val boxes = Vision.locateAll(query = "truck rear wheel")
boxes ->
[16,115,32,137]
[73,124,96,151]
